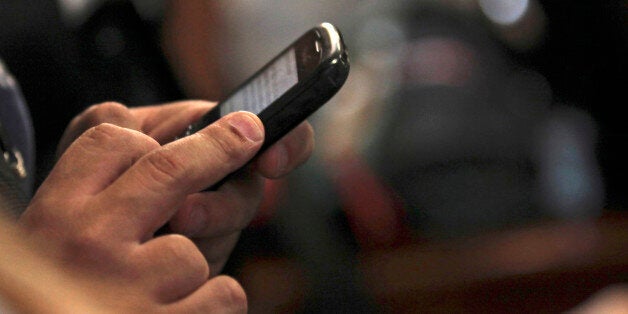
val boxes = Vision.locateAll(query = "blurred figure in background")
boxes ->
[209,0,624,312]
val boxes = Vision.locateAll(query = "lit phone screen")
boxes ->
[220,49,298,116]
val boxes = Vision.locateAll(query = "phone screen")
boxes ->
[220,49,299,116]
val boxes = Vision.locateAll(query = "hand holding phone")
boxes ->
[186,22,350,190]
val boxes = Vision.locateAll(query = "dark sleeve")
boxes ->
[0,59,35,217]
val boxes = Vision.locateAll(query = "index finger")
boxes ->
[100,112,265,239]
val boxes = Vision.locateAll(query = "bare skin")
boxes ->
[14,101,313,312]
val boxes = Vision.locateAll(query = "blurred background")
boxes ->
[1,0,626,312]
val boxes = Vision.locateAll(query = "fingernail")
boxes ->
[184,208,207,237]
[228,112,263,142]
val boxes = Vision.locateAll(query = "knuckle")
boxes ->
[71,225,106,250]
[211,276,248,312]
[142,148,188,186]
[67,112,85,131]
[125,130,161,158]
[160,235,201,260]
[83,102,129,124]
[19,199,63,233]
[61,223,116,265]
[202,126,254,165]
[74,123,127,153]
[70,124,158,164]
[155,235,209,279]
[81,123,125,145]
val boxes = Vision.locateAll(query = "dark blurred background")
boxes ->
[1,0,626,312]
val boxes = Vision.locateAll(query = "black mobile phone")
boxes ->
[187,22,350,190]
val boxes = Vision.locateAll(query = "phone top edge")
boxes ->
[319,22,343,54]
[318,22,348,63]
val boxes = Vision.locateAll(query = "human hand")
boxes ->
[2,213,243,313]
[19,110,276,311]
[55,101,314,273]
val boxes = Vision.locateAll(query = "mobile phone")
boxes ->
[187,22,350,190]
